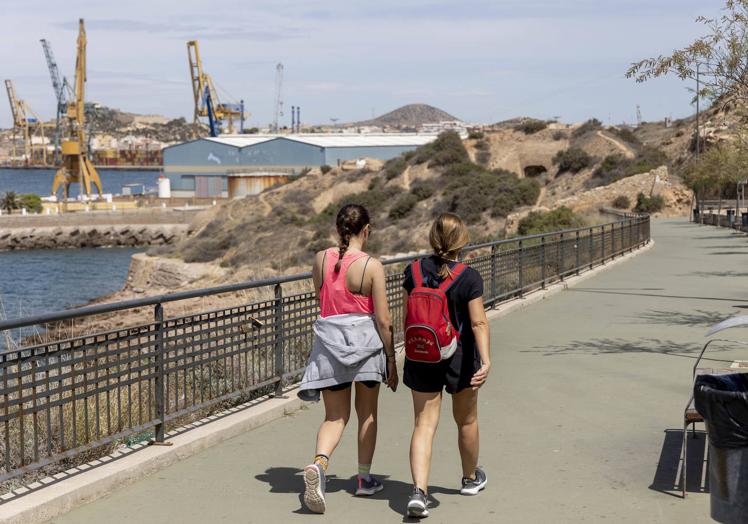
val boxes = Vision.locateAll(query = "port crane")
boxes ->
[51,19,103,199]
[187,40,244,137]
[40,38,72,164]
[4,79,48,166]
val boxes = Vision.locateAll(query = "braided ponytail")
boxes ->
[333,204,370,273]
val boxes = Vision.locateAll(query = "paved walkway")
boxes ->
[51,220,748,523]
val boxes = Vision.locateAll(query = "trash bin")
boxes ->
[695,373,748,524]
[693,208,700,223]
[742,212,748,227]
[727,209,735,227]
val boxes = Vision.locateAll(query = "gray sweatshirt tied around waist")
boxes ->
[298,313,386,402]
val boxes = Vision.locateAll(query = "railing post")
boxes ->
[601,225,606,263]
[273,283,284,397]
[490,245,497,304]
[575,230,580,275]
[588,227,593,269]
[540,236,546,289]
[559,232,564,281]
[518,240,524,296]
[611,222,616,259]
[154,303,165,443]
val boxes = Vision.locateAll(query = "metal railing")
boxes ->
[694,209,747,231]
[0,215,650,485]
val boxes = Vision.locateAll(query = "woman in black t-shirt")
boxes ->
[402,213,491,518]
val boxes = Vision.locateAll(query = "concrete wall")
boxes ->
[323,145,417,165]
[240,138,324,167]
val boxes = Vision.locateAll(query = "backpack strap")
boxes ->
[411,260,425,288]
[438,262,467,293]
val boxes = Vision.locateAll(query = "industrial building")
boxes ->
[161,134,438,198]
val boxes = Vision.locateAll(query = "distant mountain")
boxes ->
[351,104,460,128]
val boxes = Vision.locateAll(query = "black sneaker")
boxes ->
[407,486,429,518]
[460,467,487,495]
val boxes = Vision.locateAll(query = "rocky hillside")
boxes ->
[351,104,460,128]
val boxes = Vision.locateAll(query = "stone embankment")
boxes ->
[0,224,189,250]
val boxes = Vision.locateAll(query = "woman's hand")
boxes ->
[386,358,399,392]
[470,361,491,390]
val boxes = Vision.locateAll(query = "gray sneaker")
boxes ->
[355,474,384,496]
[460,467,487,495]
[303,463,326,513]
[407,486,429,518]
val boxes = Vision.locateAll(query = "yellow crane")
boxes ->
[4,79,49,166]
[187,40,244,137]
[52,19,103,199]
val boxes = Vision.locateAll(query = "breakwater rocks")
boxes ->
[0,224,189,250]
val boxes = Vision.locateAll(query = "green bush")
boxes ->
[572,118,603,137]
[412,131,469,167]
[474,140,489,151]
[552,130,566,141]
[468,131,485,139]
[389,194,419,220]
[553,147,593,173]
[320,164,333,174]
[514,119,548,135]
[590,147,668,188]
[18,193,42,213]
[517,207,586,236]
[612,195,631,209]
[634,192,665,213]
[383,157,407,180]
[438,163,541,223]
[410,179,435,200]
[475,150,491,165]
[333,186,400,217]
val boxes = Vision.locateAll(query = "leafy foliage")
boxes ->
[1,192,18,213]
[320,164,333,174]
[634,192,665,213]
[412,130,469,167]
[590,146,668,187]
[438,162,540,223]
[572,118,602,137]
[553,147,594,173]
[514,119,548,135]
[18,194,42,213]
[517,207,586,236]
[383,157,408,180]
[609,127,641,146]
[410,179,436,200]
[612,195,631,209]
[389,194,419,220]
[468,131,485,139]
[552,130,566,141]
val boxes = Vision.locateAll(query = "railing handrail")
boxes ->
[0,214,648,333]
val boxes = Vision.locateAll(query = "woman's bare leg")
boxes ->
[409,391,442,493]
[354,382,381,466]
[315,387,352,458]
[452,387,479,478]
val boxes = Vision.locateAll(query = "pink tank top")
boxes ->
[319,248,375,318]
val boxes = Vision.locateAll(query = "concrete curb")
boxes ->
[0,240,654,524]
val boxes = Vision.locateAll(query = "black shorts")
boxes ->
[403,347,481,394]
[322,380,380,392]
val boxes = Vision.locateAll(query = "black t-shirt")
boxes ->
[402,256,484,356]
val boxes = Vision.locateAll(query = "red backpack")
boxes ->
[404,259,466,363]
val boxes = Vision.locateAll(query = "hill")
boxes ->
[351,103,460,128]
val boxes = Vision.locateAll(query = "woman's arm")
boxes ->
[467,297,491,389]
[369,260,398,391]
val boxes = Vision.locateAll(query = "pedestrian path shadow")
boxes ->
[255,467,460,519]
[649,428,709,499]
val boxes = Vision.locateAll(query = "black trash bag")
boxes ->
[695,373,748,449]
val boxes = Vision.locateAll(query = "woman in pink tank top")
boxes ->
[299,204,398,514]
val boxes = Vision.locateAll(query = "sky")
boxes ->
[0,0,726,129]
